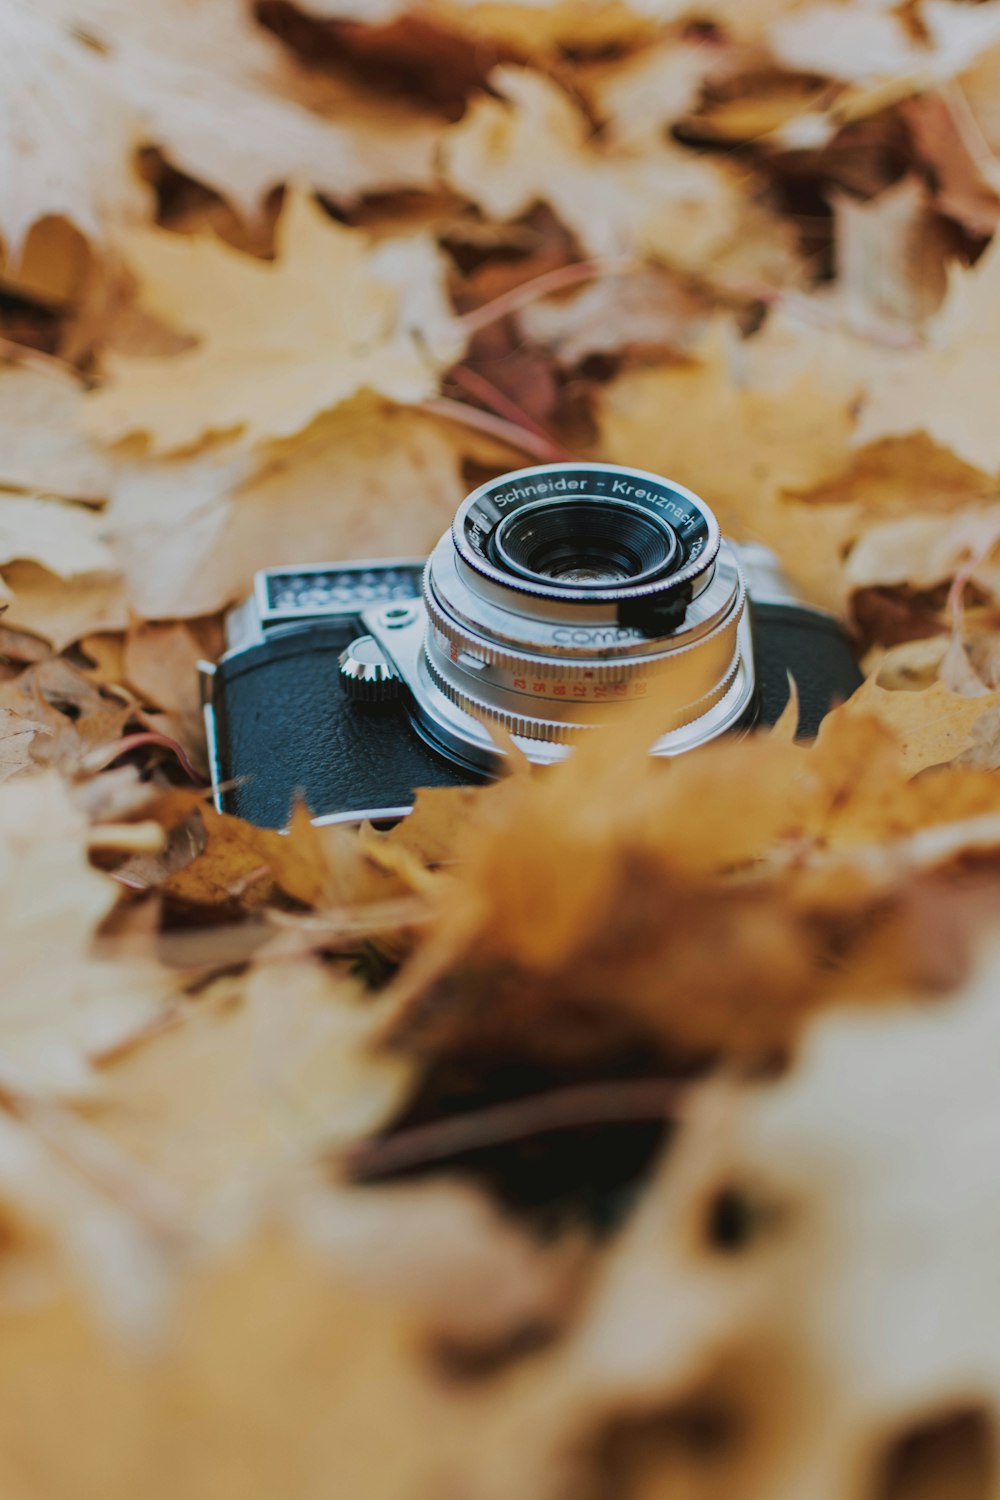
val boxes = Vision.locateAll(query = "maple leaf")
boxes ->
[96,959,412,1219]
[0,563,129,652]
[0,493,114,579]
[0,770,178,1097]
[303,0,809,48]
[442,65,745,271]
[83,190,467,451]
[838,677,1000,774]
[384,707,1000,1071]
[0,363,115,502]
[771,0,1000,87]
[854,233,1000,471]
[578,38,721,147]
[595,324,861,609]
[105,400,481,619]
[0,0,147,253]
[0,0,444,254]
[831,176,949,337]
[0,657,132,773]
[470,937,1000,1499]
[518,267,710,366]
[844,504,1000,598]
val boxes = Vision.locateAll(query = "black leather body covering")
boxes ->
[213,621,479,827]
[749,602,863,738]
[214,606,863,827]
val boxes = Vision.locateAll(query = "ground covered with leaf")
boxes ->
[6,1,1000,1496]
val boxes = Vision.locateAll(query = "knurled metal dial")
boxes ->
[338,636,402,703]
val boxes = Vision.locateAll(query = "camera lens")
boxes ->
[492,499,678,589]
[414,462,751,759]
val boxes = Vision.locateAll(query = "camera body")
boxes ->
[202,464,862,828]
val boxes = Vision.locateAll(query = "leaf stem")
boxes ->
[83,731,207,784]
[344,1077,684,1180]
[460,257,627,335]
[450,363,576,459]
[424,396,575,463]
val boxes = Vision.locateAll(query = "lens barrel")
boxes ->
[417,462,752,751]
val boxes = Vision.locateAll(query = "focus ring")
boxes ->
[423,584,659,684]
[424,644,741,743]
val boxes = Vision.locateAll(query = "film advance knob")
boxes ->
[338,635,402,703]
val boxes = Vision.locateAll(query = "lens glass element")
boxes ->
[492,499,678,591]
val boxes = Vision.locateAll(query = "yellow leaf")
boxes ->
[106,401,475,619]
[595,327,861,610]
[855,232,1000,472]
[0,771,178,1097]
[0,363,115,500]
[0,493,114,579]
[0,562,130,652]
[773,0,1000,86]
[836,677,1000,773]
[0,0,444,252]
[442,65,744,271]
[84,189,467,451]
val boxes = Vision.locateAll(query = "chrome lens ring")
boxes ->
[454,462,720,609]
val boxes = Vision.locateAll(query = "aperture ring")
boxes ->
[423,642,741,743]
[424,559,747,716]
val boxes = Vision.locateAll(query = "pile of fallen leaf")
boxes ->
[10,0,1000,1495]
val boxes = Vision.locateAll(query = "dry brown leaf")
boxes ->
[0,1231,496,1500]
[156,806,291,910]
[0,0,147,253]
[796,433,997,522]
[382,708,1000,1070]
[106,401,475,619]
[297,0,671,49]
[0,770,178,1096]
[854,232,1000,472]
[0,363,115,500]
[474,938,1000,1500]
[837,676,1000,773]
[44,0,445,220]
[517,268,711,365]
[771,0,1000,87]
[149,791,434,916]
[0,492,114,578]
[0,216,92,309]
[83,189,467,452]
[295,1174,590,1349]
[832,176,950,337]
[0,0,444,254]
[123,619,215,758]
[0,704,47,781]
[301,0,812,48]
[844,504,1000,596]
[595,326,861,608]
[903,89,1000,238]
[579,38,723,148]
[442,66,745,272]
[0,562,130,651]
[0,656,132,772]
[95,960,411,1221]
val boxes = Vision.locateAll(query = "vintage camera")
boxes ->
[202,462,862,828]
